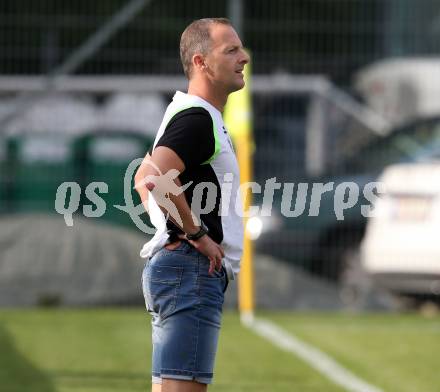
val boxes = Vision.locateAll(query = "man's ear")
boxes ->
[192,53,206,72]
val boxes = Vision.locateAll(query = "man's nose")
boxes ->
[240,49,250,65]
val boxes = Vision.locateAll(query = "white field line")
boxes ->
[245,317,384,392]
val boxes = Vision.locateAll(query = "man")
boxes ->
[135,18,249,392]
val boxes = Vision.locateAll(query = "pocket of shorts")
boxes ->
[214,265,228,293]
[198,265,226,307]
[199,259,226,280]
[143,265,183,319]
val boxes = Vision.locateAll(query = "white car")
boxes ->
[361,160,440,297]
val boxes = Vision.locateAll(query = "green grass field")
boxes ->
[0,309,438,392]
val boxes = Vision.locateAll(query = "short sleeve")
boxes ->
[155,107,215,169]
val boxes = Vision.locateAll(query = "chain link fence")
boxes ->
[1,0,440,308]
[2,0,440,80]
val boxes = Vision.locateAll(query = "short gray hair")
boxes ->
[180,18,231,79]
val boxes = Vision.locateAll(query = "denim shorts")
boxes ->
[141,240,229,385]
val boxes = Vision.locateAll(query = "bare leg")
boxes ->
[162,379,207,392]
[152,382,162,392]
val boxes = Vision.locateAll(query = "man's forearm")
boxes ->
[166,178,200,235]
[135,147,202,235]
[135,172,200,235]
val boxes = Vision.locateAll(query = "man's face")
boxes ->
[203,24,250,94]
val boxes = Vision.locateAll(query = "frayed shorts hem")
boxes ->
[152,371,213,385]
